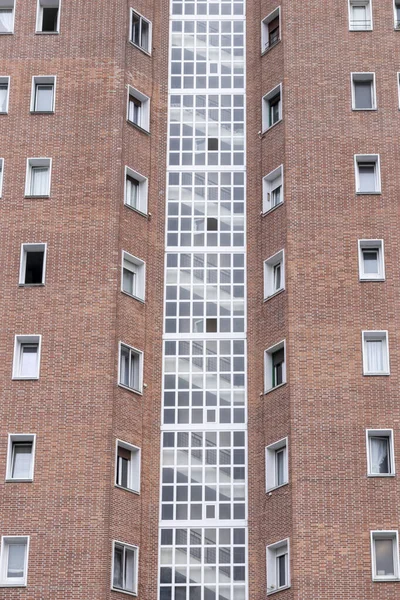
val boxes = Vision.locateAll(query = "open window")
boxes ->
[266,437,288,491]
[36,0,60,33]
[261,7,280,53]
[264,340,286,392]
[366,429,395,476]
[124,166,148,214]
[262,165,283,214]
[115,440,141,493]
[130,9,152,54]
[127,86,150,132]
[19,243,47,286]
[266,539,290,594]
[119,342,143,393]
[264,250,284,299]
[121,251,145,301]
[262,84,282,131]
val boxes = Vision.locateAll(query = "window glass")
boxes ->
[0,82,8,112]
[35,84,53,111]
[375,539,395,576]
[0,9,13,33]
[354,80,372,109]
[12,443,32,478]
[7,544,25,579]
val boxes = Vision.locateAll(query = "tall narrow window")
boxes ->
[262,85,282,131]
[261,8,281,52]
[25,158,51,197]
[124,167,148,214]
[119,342,143,393]
[122,251,145,301]
[0,537,29,586]
[395,1,400,28]
[36,0,60,33]
[31,76,55,112]
[127,86,150,132]
[12,335,41,380]
[264,250,285,299]
[112,541,138,594]
[262,166,283,213]
[19,243,47,285]
[0,2,14,34]
[266,539,290,594]
[264,341,286,392]
[115,440,141,493]
[358,240,384,281]
[266,438,288,491]
[371,531,400,581]
[351,73,376,110]
[130,9,151,53]
[6,434,36,481]
[366,430,395,476]
[0,76,9,113]
[349,0,372,30]
[362,331,389,375]
[0,158,3,198]
[355,155,380,194]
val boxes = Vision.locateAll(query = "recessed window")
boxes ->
[115,440,141,493]
[36,0,60,33]
[262,165,283,214]
[0,536,29,587]
[25,158,51,197]
[351,73,376,110]
[19,243,47,286]
[112,541,138,595]
[366,430,395,476]
[371,531,400,581]
[266,438,288,491]
[208,138,218,151]
[358,240,384,281]
[261,8,280,52]
[264,340,286,393]
[130,9,151,54]
[119,342,143,394]
[362,330,389,376]
[0,76,9,113]
[121,251,145,302]
[207,217,218,231]
[349,0,372,31]
[12,335,41,380]
[264,250,285,300]
[0,158,3,197]
[354,154,381,194]
[124,166,148,214]
[266,539,290,594]
[6,434,36,481]
[127,86,150,132]
[206,318,218,333]
[31,76,55,112]
[262,85,282,131]
[395,1,400,28]
[0,2,15,34]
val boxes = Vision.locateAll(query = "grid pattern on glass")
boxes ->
[169,94,245,167]
[172,0,245,17]
[159,527,246,600]
[167,171,244,248]
[161,431,246,522]
[171,20,244,91]
[163,339,245,426]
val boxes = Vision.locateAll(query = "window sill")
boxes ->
[261,38,281,56]
[264,288,285,302]
[356,192,381,195]
[262,201,284,217]
[367,473,396,478]
[267,584,291,595]
[129,40,152,57]
[12,376,39,381]
[0,32,14,35]
[18,283,45,288]
[30,110,55,114]
[349,28,373,32]
[0,111,8,115]
[5,478,33,483]
[262,119,282,135]
[118,383,143,396]
[359,277,385,282]
[115,484,140,495]
[266,481,288,493]
[24,195,50,199]
[352,107,377,111]
[111,587,138,597]
[35,31,59,35]
[124,202,149,218]
[0,583,27,588]
[264,382,287,395]
[372,577,400,582]
[121,290,145,304]
[127,119,150,135]
[363,372,390,376]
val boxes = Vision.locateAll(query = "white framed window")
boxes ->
[366,429,395,477]
[262,84,282,131]
[266,437,288,491]
[262,165,283,213]
[371,531,400,581]
[6,434,36,482]
[36,0,60,33]
[31,76,56,112]
[119,342,143,394]
[351,73,376,110]
[358,239,384,281]
[112,540,138,595]
[0,536,29,587]
[130,9,152,54]
[362,330,389,376]
[127,86,150,132]
[0,76,9,113]
[261,7,280,53]
[395,1,400,29]
[121,251,145,302]
[0,158,3,197]
[115,439,141,493]
[264,250,285,300]
[264,340,286,393]
[266,539,290,594]
[0,1,15,34]
[12,335,42,380]
[348,0,372,31]
[25,158,52,197]
[19,243,47,286]
[354,154,381,194]
[124,166,148,214]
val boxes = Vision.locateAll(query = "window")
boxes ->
[261,8,280,52]
[366,430,395,476]
[127,86,150,132]
[121,251,145,302]
[351,73,376,110]
[362,331,389,376]
[354,155,381,194]
[266,539,290,594]
[266,438,288,491]
[19,243,47,286]
[262,165,283,213]
[6,434,36,481]
[349,0,372,30]
[264,250,285,299]
[262,85,282,131]
[358,240,384,281]
[0,76,9,113]
[0,158,3,197]
[12,335,41,380]
[0,1,15,34]
[371,531,400,581]
[395,1,400,28]
[124,166,148,214]
[36,0,60,33]
[112,541,138,595]
[0,537,29,587]
[119,342,143,393]
[31,76,55,112]
[115,440,141,493]
[264,340,286,392]
[130,9,151,54]
[25,158,51,197]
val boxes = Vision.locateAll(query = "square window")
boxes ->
[115,440,141,493]
[264,340,286,393]
[262,165,283,213]
[122,251,145,301]
[25,158,51,197]
[262,85,282,131]
[127,86,150,132]
[112,541,138,595]
[371,531,400,581]
[358,240,384,281]
[0,76,9,113]
[36,0,60,33]
[124,166,148,214]
[0,158,3,197]
[130,9,152,54]
[264,250,284,299]
[366,430,395,476]
[19,243,47,286]
[266,438,288,491]
[354,154,380,194]
[6,434,36,481]
[31,76,55,112]
[362,331,389,376]
[119,342,143,393]
[0,2,15,34]
[349,0,372,31]
[261,8,280,53]
[12,335,41,380]
[351,73,376,110]
[266,539,290,594]
[0,536,29,587]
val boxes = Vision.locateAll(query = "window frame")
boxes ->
[12,335,42,380]
[264,249,285,300]
[0,76,10,113]
[0,536,29,587]
[366,429,395,477]
[30,75,56,113]
[35,0,61,34]
[262,84,282,132]
[262,165,284,214]
[348,0,373,31]
[115,439,141,494]
[266,437,288,492]
[129,8,152,55]
[118,341,144,394]
[351,72,376,110]
[394,0,400,29]
[6,434,36,482]
[261,7,281,54]
[354,154,381,194]
[124,166,148,215]
[111,540,139,596]
[19,243,47,286]
[0,158,3,197]
[25,157,52,198]
[126,85,150,133]
[362,330,390,376]
[264,340,286,393]
[121,251,146,302]
[266,538,290,595]
[371,531,400,582]
[0,2,15,35]
[358,239,385,281]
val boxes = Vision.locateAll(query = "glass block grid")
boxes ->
[171,0,245,18]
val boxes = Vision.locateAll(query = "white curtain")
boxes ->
[366,340,383,372]
[31,167,49,196]
[7,544,25,578]
[0,10,13,34]
[371,438,388,473]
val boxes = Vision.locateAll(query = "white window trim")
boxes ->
[262,83,282,133]
[351,72,376,110]
[115,439,141,494]
[266,538,290,595]
[6,434,36,482]
[19,243,47,286]
[0,536,30,587]
[0,2,15,35]
[124,166,149,215]
[264,339,286,393]
[348,0,373,31]
[266,437,288,492]
[35,0,61,34]
[395,0,400,29]
[262,165,284,215]
[358,239,385,281]
[30,75,56,112]
[371,531,400,581]
[118,341,144,395]
[366,429,395,477]
[121,251,146,302]
[362,330,390,376]
[261,7,281,54]
[129,8,152,55]
[111,540,139,596]
[25,157,52,197]
[126,85,150,133]
[264,249,285,300]
[354,154,381,194]
[397,73,400,109]
[0,158,4,197]
[0,76,10,113]
[12,335,42,380]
